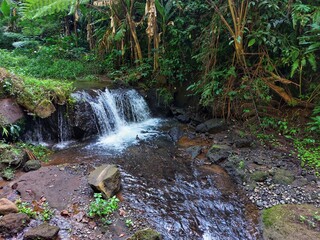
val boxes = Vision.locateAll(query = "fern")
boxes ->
[21,0,90,19]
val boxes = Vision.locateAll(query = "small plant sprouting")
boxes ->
[125,219,134,228]
[16,199,54,221]
[88,193,120,218]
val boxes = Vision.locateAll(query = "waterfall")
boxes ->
[24,88,158,148]
[72,88,151,136]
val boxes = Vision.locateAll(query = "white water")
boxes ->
[94,118,161,151]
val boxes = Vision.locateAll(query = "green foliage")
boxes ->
[17,142,52,162]
[294,138,320,172]
[1,167,15,180]
[156,88,173,106]
[16,199,54,221]
[21,0,89,19]
[307,105,320,134]
[16,201,37,218]
[1,124,21,141]
[88,193,119,218]
[125,219,134,228]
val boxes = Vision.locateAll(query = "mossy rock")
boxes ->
[0,148,26,166]
[273,169,295,185]
[262,204,320,240]
[250,171,269,182]
[127,228,162,240]
[34,99,56,119]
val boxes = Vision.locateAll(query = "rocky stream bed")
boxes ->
[0,118,319,240]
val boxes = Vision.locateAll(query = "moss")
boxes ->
[250,171,269,182]
[262,204,320,240]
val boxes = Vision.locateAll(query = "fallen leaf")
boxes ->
[61,210,70,217]
[119,233,125,237]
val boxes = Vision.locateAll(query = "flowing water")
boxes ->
[25,88,261,239]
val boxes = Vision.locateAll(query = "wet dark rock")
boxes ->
[0,213,30,237]
[206,144,232,164]
[176,114,190,123]
[195,119,227,134]
[127,228,162,240]
[145,88,172,117]
[88,164,121,199]
[234,137,253,148]
[69,98,98,139]
[250,171,269,182]
[0,98,24,125]
[186,146,202,159]
[24,223,60,240]
[0,198,18,215]
[168,126,183,142]
[273,169,295,185]
[23,160,41,172]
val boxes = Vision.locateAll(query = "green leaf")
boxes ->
[248,38,256,47]
[1,0,11,17]
[290,59,299,77]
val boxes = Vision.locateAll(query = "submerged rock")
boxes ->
[196,119,227,134]
[88,164,121,199]
[0,213,30,237]
[0,198,18,215]
[23,160,41,172]
[127,228,162,240]
[24,223,60,240]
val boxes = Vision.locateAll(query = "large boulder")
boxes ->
[0,148,27,166]
[23,160,41,172]
[127,228,162,240]
[88,164,121,199]
[24,223,60,240]
[0,198,18,215]
[0,213,30,237]
[0,98,24,125]
[196,119,227,134]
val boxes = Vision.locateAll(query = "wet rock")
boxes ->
[186,146,202,159]
[195,119,227,134]
[206,144,231,164]
[234,137,252,148]
[23,160,41,172]
[127,228,162,240]
[0,148,27,166]
[0,213,30,237]
[33,99,56,119]
[250,171,269,182]
[273,169,295,185]
[168,126,183,142]
[176,114,190,123]
[68,94,98,139]
[0,98,24,125]
[88,164,121,199]
[0,198,18,215]
[24,223,60,240]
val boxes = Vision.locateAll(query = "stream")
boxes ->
[21,88,261,239]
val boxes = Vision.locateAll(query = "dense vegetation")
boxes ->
[0,0,319,170]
